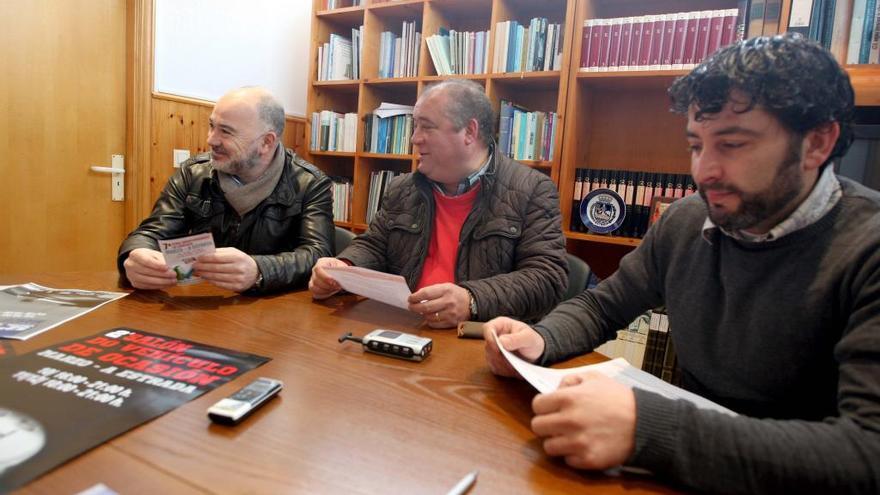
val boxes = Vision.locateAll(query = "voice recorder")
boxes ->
[339,329,433,362]
[207,377,282,425]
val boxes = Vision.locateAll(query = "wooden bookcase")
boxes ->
[308,0,879,276]
[306,0,576,231]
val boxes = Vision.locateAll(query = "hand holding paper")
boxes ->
[322,265,412,310]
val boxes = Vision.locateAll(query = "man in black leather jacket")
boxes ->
[118,87,334,294]
[309,80,567,327]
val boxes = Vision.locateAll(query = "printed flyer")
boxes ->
[0,328,269,491]
[0,284,128,340]
[158,233,216,285]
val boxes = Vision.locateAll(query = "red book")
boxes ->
[671,12,689,69]
[706,10,725,58]
[720,8,738,47]
[588,19,602,71]
[618,18,635,70]
[580,20,593,68]
[638,16,656,69]
[628,17,644,70]
[682,12,700,67]
[649,14,666,69]
[608,18,623,70]
[597,19,612,71]
[694,11,712,65]
[660,14,676,69]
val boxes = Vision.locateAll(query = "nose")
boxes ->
[691,146,722,186]
[410,128,423,145]
[207,128,220,148]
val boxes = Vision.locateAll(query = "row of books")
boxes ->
[492,18,564,73]
[788,0,880,64]
[366,170,400,224]
[570,168,696,238]
[580,9,744,72]
[317,28,363,81]
[378,21,421,78]
[497,100,558,162]
[363,114,413,155]
[330,178,353,223]
[426,28,491,76]
[595,309,681,386]
[310,111,358,153]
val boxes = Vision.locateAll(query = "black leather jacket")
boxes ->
[117,149,334,293]
[340,153,567,322]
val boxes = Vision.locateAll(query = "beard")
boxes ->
[699,141,804,232]
[212,145,261,177]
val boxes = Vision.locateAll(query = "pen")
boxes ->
[445,470,478,495]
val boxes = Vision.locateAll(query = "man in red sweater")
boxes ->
[309,80,567,328]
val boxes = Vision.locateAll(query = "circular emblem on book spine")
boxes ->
[580,188,626,234]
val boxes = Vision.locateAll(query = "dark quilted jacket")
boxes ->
[117,149,335,293]
[340,153,568,322]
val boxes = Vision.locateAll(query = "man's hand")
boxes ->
[531,372,636,470]
[123,248,177,290]
[407,283,470,328]
[483,317,545,377]
[192,247,259,293]
[308,257,348,299]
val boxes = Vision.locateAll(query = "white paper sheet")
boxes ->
[323,266,412,310]
[492,331,736,416]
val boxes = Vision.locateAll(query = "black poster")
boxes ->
[0,328,269,491]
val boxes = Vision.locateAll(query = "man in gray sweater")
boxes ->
[484,34,880,494]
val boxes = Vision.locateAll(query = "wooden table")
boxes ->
[7,272,678,494]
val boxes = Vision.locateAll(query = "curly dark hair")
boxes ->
[669,33,855,166]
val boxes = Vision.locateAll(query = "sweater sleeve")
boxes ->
[532,206,668,364]
[627,243,880,494]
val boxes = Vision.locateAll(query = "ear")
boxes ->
[463,118,480,146]
[262,131,278,152]
[800,122,840,172]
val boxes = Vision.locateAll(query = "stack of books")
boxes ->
[331,178,352,223]
[366,170,400,224]
[426,27,491,75]
[378,21,421,78]
[493,17,564,73]
[579,9,744,72]
[310,111,358,152]
[595,309,681,386]
[363,103,414,155]
[787,0,880,64]
[498,100,558,162]
[570,168,696,238]
[317,28,363,81]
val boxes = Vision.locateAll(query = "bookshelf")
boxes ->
[306,0,576,232]
[308,0,879,275]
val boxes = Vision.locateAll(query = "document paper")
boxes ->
[323,266,412,310]
[492,331,736,416]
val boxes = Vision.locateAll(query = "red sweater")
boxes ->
[415,184,480,290]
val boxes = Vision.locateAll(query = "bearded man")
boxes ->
[118,87,334,294]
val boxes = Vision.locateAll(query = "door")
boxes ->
[0,0,127,274]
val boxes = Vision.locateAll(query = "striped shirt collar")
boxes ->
[432,146,493,197]
[701,165,842,244]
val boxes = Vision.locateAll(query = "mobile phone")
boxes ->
[207,377,282,425]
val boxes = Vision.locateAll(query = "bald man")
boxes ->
[118,87,334,294]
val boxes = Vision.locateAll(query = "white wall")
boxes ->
[154,0,311,117]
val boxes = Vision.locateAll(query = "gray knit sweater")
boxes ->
[534,177,880,494]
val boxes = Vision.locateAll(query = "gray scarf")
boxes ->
[216,144,285,216]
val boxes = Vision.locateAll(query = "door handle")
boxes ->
[90,154,125,201]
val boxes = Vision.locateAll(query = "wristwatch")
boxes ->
[467,290,478,320]
[253,270,264,290]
